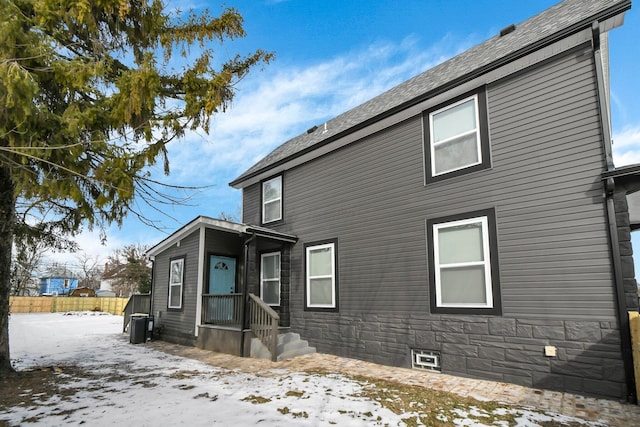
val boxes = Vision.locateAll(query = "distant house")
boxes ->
[96,290,117,298]
[69,287,96,297]
[100,263,118,292]
[39,276,79,296]
[148,0,639,402]
[100,262,127,295]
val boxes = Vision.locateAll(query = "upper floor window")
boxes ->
[168,257,185,310]
[305,241,338,310]
[424,89,490,183]
[262,176,282,224]
[427,209,501,315]
[261,252,281,306]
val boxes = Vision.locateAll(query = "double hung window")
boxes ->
[260,252,281,306]
[305,242,337,309]
[425,90,490,182]
[262,176,282,223]
[168,257,184,309]
[427,209,500,314]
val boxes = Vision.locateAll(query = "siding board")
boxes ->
[235,43,628,400]
[257,46,616,322]
[151,229,200,340]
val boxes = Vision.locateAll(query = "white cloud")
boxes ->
[165,35,469,185]
[613,125,640,167]
[43,34,473,264]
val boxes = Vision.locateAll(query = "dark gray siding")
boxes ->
[243,46,628,398]
[489,48,614,318]
[242,183,260,225]
[278,47,615,320]
[614,189,639,311]
[151,229,200,345]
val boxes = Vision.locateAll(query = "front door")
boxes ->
[209,255,236,294]
[208,255,236,323]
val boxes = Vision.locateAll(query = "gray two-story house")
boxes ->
[147,0,639,402]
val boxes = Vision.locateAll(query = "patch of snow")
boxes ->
[3,313,608,427]
[5,313,404,426]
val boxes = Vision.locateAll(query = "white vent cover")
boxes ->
[411,349,441,371]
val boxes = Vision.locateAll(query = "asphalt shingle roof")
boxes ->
[230,0,630,187]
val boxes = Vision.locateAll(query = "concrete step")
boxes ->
[250,337,272,360]
[250,332,316,361]
[278,332,300,346]
[277,345,316,362]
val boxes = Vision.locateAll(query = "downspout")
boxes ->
[592,21,636,404]
[148,257,155,317]
[240,233,257,356]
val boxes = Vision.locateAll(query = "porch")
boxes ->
[198,292,278,359]
[146,217,313,360]
[197,292,315,361]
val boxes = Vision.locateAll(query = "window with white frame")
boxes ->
[305,242,337,309]
[428,210,500,314]
[425,90,490,182]
[168,258,184,309]
[262,176,282,223]
[261,252,281,306]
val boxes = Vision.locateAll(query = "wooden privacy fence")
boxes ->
[631,312,640,402]
[9,296,129,316]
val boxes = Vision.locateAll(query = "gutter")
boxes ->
[592,21,637,404]
[230,1,632,188]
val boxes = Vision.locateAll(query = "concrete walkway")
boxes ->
[148,341,640,426]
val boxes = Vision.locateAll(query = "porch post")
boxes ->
[194,226,206,337]
[242,233,256,331]
[279,245,291,327]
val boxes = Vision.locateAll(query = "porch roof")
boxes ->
[145,216,297,258]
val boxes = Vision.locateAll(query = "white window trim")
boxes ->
[306,242,336,309]
[168,258,184,309]
[260,251,281,306]
[429,94,482,177]
[433,216,493,308]
[262,176,282,223]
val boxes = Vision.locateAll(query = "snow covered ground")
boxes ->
[2,313,604,426]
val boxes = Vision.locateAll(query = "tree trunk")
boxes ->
[0,165,16,376]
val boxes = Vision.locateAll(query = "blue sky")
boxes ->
[49,0,640,275]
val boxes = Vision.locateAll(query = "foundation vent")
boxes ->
[411,349,441,372]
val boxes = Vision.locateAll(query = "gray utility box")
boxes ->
[130,314,153,344]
